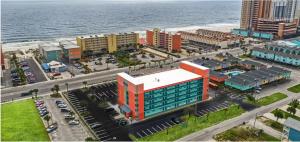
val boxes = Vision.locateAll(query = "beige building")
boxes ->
[179,29,243,49]
[76,32,139,54]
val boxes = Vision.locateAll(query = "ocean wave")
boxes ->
[2,23,239,51]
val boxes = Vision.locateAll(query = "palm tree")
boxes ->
[65,83,69,93]
[273,109,284,121]
[83,81,88,89]
[289,99,299,109]
[32,89,39,99]
[287,106,296,116]
[206,112,210,120]
[51,88,55,95]
[246,95,256,104]
[43,115,51,127]
[53,84,60,94]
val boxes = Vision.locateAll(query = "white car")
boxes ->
[68,120,79,125]
[58,104,67,108]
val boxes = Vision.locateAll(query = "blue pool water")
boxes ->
[224,70,245,76]
[291,40,300,47]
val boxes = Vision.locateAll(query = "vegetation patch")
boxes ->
[1,99,50,141]
[258,116,283,132]
[133,105,244,141]
[271,109,300,121]
[287,84,300,93]
[214,125,279,141]
[245,92,287,106]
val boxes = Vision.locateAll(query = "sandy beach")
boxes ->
[2,23,239,52]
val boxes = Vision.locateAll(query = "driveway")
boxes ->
[44,97,90,141]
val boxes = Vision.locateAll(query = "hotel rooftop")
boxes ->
[118,61,208,91]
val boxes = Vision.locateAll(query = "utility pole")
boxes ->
[254,112,258,127]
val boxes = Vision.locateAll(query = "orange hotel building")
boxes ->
[146,28,182,52]
[117,61,209,120]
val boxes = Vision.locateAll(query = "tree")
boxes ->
[273,109,284,121]
[32,89,39,99]
[43,115,51,127]
[51,88,55,95]
[206,112,210,120]
[246,95,256,104]
[53,84,60,94]
[289,99,299,109]
[85,137,94,142]
[65,83,69,93]
[287,106,296,116]
[83,81,88,89]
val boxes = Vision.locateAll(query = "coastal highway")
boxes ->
[1,48,245,102]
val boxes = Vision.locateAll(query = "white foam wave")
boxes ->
[2,23,239,51]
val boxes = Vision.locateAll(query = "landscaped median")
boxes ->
[130,105,245,141]
[214,125,279,141]
[287,84,300,93]
[271,109,300,121]
[245,92,288,106]
[1,99,50,141]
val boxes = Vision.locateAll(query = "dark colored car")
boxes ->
[21,91,32,97]
[105,108,115,113]
[61,108,71,113]
[171,117,181,124]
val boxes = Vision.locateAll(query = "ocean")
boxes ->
[1,0,241,44]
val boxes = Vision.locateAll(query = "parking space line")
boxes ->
[152,127,158,132]
[168,121,175,125]
[156,125,163,130]
[161,123,167,128]
[136,132,143,138]
[142,130,148,136]
[147,129,153,134]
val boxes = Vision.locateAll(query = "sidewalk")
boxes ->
[280,105,300,117]
[249,119,282,139]
[263,113,286,124]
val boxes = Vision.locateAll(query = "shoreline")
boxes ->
[2,23,239,52]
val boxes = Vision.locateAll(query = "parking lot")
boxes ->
[66,89,131,141]
[26,58,47,83]
[130,115,183,138]
[44,97,90,141]
[90,81,118,104]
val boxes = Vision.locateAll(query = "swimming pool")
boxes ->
[291,40,300,47]
[224,70,245,76]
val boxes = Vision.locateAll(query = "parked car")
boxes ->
[171,117,181,124]
[64,114,75,120]
[90,123,102,129]
[46,124,58,133]
[55,100,64,105]
[57,104,67,108]
[68,120,79,125]
[61,108,71,113]
[115,119,128,126]
[105,108,115,113]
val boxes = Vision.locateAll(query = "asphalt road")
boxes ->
[176,90,300,141]
[1,48,244,102]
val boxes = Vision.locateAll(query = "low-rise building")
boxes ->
[251,42,300,67]
[225,66,291,91]
[39,42,62,62]
[146,28,182,52]
[76,32,139,54]
[179,29,243,49]
[282,118,300,141]
[59,41,81,63]
[117,61,209,120]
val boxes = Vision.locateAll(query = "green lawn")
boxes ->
[239,54,251,59]
[1,99,50,141]
[133,105,245,141]
[271,109,300,121]
[245,92,287,106]
[287,84,300,93]
[258,116,283,132]
[214,125,279,141]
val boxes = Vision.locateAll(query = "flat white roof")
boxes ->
[119,69,201,91]
[181,61,209,70]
